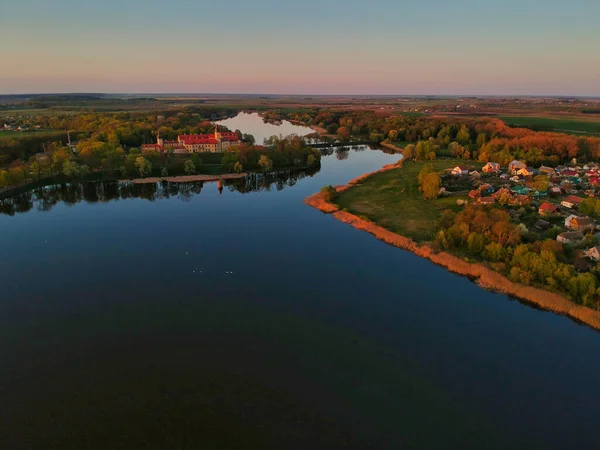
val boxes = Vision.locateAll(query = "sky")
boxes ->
[1,0,599,96]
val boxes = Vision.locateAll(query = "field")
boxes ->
[500,116,600,136]
[335,160,482,242]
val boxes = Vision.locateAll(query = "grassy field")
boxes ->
[500,116,600,136]
[335,160,482,242]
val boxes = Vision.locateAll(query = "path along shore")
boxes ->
[304,161,600,332]
[119,173,247,184]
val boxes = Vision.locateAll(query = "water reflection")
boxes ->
[0,166,321,216]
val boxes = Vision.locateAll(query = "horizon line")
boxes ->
[2,91,600,99]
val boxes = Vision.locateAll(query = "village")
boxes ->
[441,159,600,271]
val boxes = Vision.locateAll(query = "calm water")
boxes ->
[217,112,315,144]
[1,114,600,449]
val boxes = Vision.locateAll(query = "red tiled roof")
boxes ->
[564,195,583,204]
[539,202,558,213]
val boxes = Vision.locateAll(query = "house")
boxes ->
[492,188,512,199]
[517,167,535,177]
[569,216,595,232]
[482,162,500,173]
[509,160,526,172]
[561,169,578,177]
[534,219,551,230]
[511,185,529,195]
[549,187,562,196]
[468,190,481,199]
[539,202,559,215]
[478,183,494,194]
[470,170,481,179]
[584,246,600,262]
[512,195,530,206]
[451,166,469,176]
[561,195,583,209]
[539,166,555,175]
[573,258,592,272]
[478,197,496,206]
[565,215,577,228]
[499,173,510,180]
[557,231,584,245]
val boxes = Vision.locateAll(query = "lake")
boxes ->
[1,113,600,449]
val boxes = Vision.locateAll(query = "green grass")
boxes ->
[500,116,600,136]
[335,160,482,242]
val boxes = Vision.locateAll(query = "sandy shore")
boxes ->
[309,125,328,135]
[380,141,403,152]
[304,162,600,331]
[120,173,247,184]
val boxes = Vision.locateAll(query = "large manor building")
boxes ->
[142,127,240,154]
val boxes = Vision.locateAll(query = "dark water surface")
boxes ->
[1,115,600,449]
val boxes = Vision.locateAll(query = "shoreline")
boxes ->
[304,161,600,332]
[118,173,247,184]
[380,141,403,152]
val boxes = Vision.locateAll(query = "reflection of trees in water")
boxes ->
[0,165,321,216]
[335,148,350,160]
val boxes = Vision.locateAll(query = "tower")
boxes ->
[214,123,221,142]
[157,130,164,147]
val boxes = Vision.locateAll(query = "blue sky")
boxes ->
[1,0,599,95]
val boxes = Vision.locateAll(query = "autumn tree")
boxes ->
[422,172,441,199]
[258,155,273,172]
[184,160,196,175]
[135,156,152,177]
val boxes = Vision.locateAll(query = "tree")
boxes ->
[422,172,441,199]
[233,161,243,173]
[242,133,256,145]
[532,175,549,193]
[29,161,42,181]
[467,232,485,255]
[258,155,273,172]
[79,164,90,178]
[62,160,80,178]
[456,125,471,145]
[320,185,337,202]
[418,163,435,187]
[135,156,152,177]
[161,167,168,177]
[403,144,414,160]
[307,154,315,167]
[184,160,196,175]
[337,127,351,141]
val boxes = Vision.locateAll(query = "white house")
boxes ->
[451,166,469,176]
[561,195,583,209]
[584,246,600,262]
[509,160,526,173]
[557,231,584,245]
[564,214,577,229]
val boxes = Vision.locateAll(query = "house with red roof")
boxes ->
[561,195,583,209]
[538,202,558,215]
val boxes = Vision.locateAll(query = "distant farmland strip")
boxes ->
[500,116,600,136]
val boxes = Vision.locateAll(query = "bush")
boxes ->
[320,185,337,202]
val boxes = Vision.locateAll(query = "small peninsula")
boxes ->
[305,157,600,331]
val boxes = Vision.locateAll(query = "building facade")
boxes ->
[142,127,239,154]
